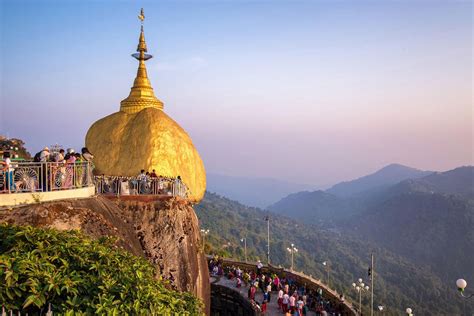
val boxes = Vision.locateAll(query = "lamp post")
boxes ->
[287,243,298,271]
[323,261,330,288]
[456,279,474,299]
[406,307,413,316]
[265,216,270,265]
[240,238,247,262]
[352,278,370,315]
[200,229,209,252]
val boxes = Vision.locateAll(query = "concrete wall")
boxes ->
[211,282,260,316]
[0,186,95,207]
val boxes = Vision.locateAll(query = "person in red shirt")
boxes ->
[261,299,268,313]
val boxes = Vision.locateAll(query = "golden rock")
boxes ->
[85,10,206,202]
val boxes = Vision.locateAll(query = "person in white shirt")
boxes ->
[2,152,15,191]
[278,289,284,310]
[257,260,263,275]
[40,147,50,162]
[282,293,290,313]
[289,294,296,313]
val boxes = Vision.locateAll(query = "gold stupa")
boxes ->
[85,9,206,202]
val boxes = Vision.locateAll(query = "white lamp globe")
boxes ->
[406,307,412,314]
[355,286,360,291]
[352,283,356,288]
[456,279,467,291]
[365,286,370,291]
[361,282,365,287]
[358,278,363,283]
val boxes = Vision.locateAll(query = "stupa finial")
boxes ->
[120,8,163,114]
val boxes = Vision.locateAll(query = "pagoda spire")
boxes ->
[120,8,163,114]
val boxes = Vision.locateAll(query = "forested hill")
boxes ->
[195,192,469,315]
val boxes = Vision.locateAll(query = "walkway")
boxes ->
[213,276,317,316]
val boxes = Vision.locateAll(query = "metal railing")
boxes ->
[94,175,188,198]
[0,161,93,194]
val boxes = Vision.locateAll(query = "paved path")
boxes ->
[214,277,317,316]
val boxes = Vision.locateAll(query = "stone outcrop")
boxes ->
[0,195,210,315]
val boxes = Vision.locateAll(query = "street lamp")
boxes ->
[200,229,209,252]
[287,243,298,271]
[323,261,330,288]
[456,279,474,298]
[265,216,270,265]
[240,238,247,262]
[377,305,384,313]
[406,307,413,316]
[352,278,370,315]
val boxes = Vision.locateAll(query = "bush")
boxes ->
[0,224,203,315]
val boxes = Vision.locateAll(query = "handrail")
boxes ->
[208,256,358,315]
[0,161,93,194]
[94,175,188,198]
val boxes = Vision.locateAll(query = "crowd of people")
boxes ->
[209,256,347,316]
[95,171,187,197]
[1,147,94,192]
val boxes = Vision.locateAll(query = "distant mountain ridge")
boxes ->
[196,191,471,315]
[326,163,432,197]
[206,173,314,208]
[269,165,473,221]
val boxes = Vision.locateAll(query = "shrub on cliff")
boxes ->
[0,224,202,315]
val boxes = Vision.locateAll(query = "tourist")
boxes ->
[261,299,267,314]
[236,277,242,288]
[266,282,272,302]
[297,296,304,315]
[150,169,157,178]
[66,152,76,163]
[278,288,284,310]
[248,283,257,301]
[257,260,263,275]
[274,274,281,290]
[2,152,15,191]
[282,292,290,313]
[137,170,146,180]
[54,149,65,163]
[81,147,94,162]
[39,147,51,162]
[289,293,296,313]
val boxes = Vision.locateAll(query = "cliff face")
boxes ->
[0,195,210,315]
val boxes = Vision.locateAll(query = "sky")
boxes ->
[0,0,472,186]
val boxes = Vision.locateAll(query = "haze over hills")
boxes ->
[206,173,314,208]
[326,163,433,198]
[268,163,440,220]
[196,192,470,315]
[266,165,474,313]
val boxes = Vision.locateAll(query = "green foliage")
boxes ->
[196,192,470,316]
[0,224,203,315]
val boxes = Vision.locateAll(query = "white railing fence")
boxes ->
[94,175,188,198]
[0,161,93,194]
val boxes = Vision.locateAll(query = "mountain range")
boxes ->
[198,164,474,315]
[206,173,314,208]
[195,191,471,315]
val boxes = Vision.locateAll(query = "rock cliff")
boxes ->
[0,195,210,315]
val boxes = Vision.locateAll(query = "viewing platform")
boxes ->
[0,162,189,207]
[209,257,357,316]
[0,161,95,207]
